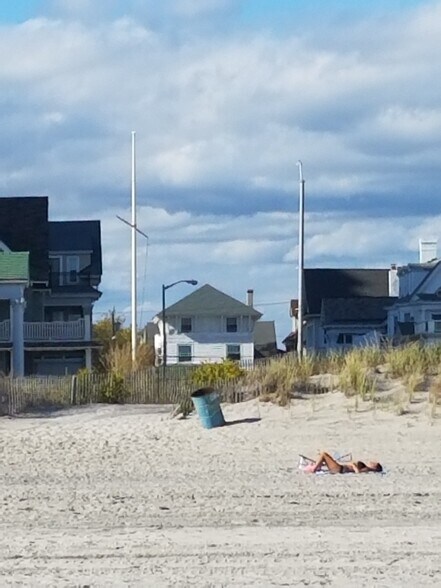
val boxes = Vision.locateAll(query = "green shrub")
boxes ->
[99,372,128,404]
[191,360,244,388]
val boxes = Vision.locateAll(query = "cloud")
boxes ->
[2,1,441,343]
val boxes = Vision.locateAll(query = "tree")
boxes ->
[93,310,155,373]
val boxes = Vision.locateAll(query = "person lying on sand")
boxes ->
[312,451,383,474]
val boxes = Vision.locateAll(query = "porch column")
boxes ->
[84,313,91,340]
[85,347,92,370]
[11,298,25,377]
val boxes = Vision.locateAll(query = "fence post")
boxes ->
[70,375,77,406]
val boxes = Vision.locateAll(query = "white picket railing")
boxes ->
[24,319,85,341]
[0,319,86,342]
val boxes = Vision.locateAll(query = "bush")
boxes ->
[191,360,244,388]
[99,372,128,404]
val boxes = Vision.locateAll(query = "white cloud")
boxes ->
[2,1,441,342]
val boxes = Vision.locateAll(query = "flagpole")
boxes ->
[131,131,137,364]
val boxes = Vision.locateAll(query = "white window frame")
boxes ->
[66,255,80,285]
[432,314,441,333]
[180,317,192,333]
[226,317,238,333]
[226,343,241,361]
[178,344,192,363]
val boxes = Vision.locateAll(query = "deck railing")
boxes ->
[24,319,85,341]
[0,319,85,341]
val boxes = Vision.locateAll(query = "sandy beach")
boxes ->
[0,393,440,587]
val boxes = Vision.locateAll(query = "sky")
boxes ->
[1,0,441,345]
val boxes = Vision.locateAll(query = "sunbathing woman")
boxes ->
[312,451,383,474]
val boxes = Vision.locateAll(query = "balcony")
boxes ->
[49,271,99,289]
[0,319,87,342]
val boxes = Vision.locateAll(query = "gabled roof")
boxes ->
[304,268,390,315]
[321,296,395,326]
[0,197,49,282]
[49,220,102,275]
[158,284,262,318]
[407,260,441,301]
[0,252,29,282]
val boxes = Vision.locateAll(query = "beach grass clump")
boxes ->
[319,351,346,374]
[404,371,425,403]
[429,376,441,418]
[339,350,376,400]
[384,343,441,379]
[356,346,385,368]
[98,341,155,375]
[245,355,302,406]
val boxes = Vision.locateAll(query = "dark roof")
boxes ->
[0,196,49,282]
[49,221,102,275]
[321,296,396,326]
[159,284,262,318]
[408,260,441,300]
[0,252,29,281]
[417,293,441,301]
[254,321,278,357]
[304,269,390,315]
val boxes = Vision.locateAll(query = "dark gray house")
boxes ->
[0,196,102,376]
[287,268,397,352]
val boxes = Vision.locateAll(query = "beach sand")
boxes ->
[0,392,440,587]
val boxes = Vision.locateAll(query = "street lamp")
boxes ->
[162,279,198,374]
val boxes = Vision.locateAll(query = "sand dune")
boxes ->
[0,393,440,586]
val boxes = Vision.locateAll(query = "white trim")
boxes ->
[0,240,11,252]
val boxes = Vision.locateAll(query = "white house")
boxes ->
[387,240,441,343]
[153,284,262,366]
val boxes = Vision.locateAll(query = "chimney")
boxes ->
[419,239,438,263]
[246,289,254,307]
[389,264,398,297]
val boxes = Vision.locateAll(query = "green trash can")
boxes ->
[191,387,225,429]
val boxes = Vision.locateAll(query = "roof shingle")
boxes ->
[0,252,29,282]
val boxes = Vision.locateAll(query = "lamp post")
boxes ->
[296,160,305,358]
[162,279,198,375]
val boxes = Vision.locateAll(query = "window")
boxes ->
[178,345,192,363]
[337,333,353,345]
[432,314,441,333]
[226,344,241,361]
[180,317,192,333]
[66,255,80,284]
[226,317,238,333]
